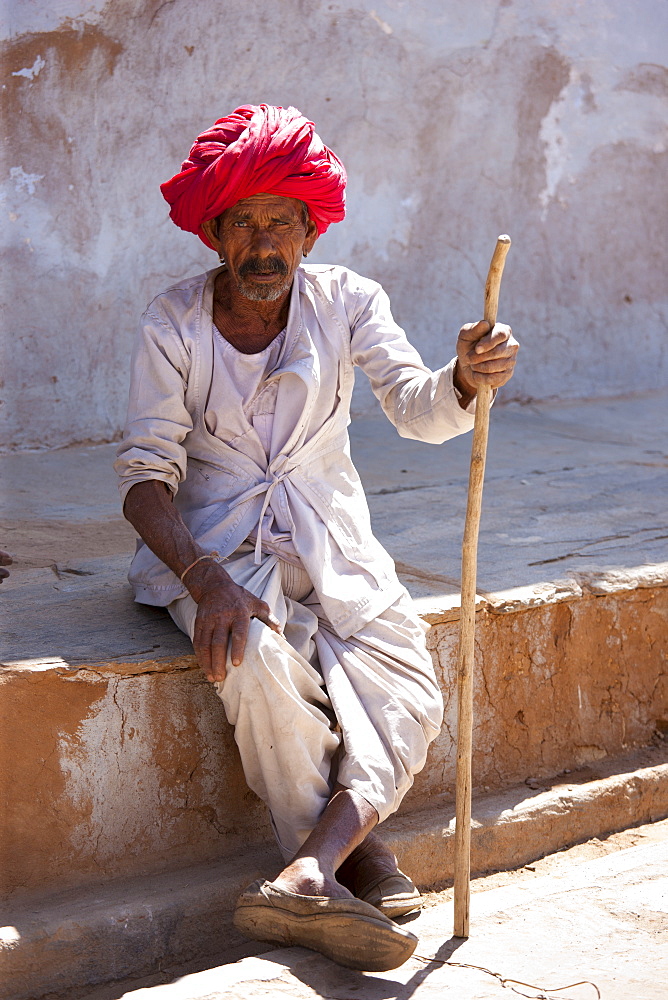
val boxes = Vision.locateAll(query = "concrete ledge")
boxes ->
[0,644,273,900]
[386,744,668,886]
[413,560,668,623]
[3,745,667,1000]
[411,582,668,814]
[2,578,666,900]
[0,846,280,1000]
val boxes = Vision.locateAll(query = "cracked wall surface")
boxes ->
[1,585,665,899]
[410,587,668,810]
[1,0,667,449]
[0,657,272,899]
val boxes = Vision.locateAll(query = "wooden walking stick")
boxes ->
[453,235,511,938]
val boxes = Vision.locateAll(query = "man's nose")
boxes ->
[249,228,277,257]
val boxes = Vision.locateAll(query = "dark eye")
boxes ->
[233,220,249,228]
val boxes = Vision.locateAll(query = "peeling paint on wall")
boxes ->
[8,165,43,194]
[0,0,108,40]
[539,60,668,217]
[57,677,156,862]
[11,52,44,78]
[0,0,666,450]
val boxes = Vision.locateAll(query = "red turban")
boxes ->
[160,104,347,249]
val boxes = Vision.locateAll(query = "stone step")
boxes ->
[117,833,668,1000]
[2,557,666,902]
[2,557,667,902]
[3,745,667,1000]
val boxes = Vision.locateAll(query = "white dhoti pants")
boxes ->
[169,546,443,860]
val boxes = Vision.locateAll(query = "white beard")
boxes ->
[236,274,293,302]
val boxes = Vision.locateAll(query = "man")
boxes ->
[115,104,518,971]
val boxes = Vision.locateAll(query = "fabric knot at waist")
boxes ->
[228,454,291,564]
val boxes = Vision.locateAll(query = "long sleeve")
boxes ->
[114,307,193,503]
[349,279,477,444]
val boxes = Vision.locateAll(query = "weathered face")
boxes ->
[203,193,318,302]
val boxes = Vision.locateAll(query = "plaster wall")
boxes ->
[1,0,667,450]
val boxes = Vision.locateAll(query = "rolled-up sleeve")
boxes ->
[349,281,478,444]
[114,309,193,504]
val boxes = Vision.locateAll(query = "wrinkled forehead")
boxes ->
[219,192,308,223]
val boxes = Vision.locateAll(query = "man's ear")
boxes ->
[201,217,221,251]
[303,218,319,256]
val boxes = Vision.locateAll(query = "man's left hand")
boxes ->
[454,321,519,403]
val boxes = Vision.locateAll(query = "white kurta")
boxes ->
[115,263,479,855]
[115,263,477,637]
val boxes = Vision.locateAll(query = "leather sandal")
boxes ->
[357,869,422,918]
[234,879,418,971]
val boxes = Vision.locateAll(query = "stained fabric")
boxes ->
[160,104,347,248]
[168,544,443,859]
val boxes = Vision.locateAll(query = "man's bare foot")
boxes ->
[272,856,354,900]
[270,787,379,901]
[336,831,399,896]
